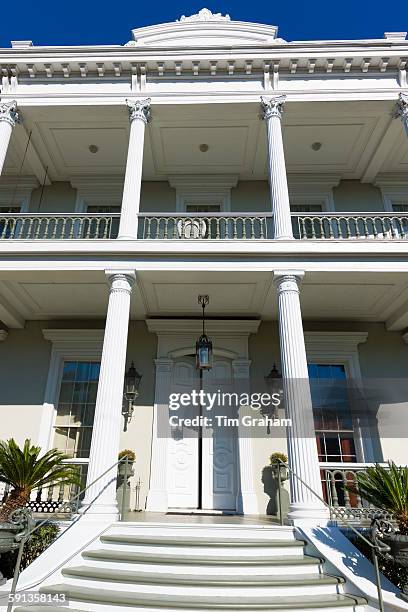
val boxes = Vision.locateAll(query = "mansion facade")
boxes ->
[0,9,408,525]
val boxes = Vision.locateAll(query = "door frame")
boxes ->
[145,319,260,514]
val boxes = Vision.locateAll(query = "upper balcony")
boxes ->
[0,96,407,246]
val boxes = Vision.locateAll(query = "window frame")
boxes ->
[39,330,104,459]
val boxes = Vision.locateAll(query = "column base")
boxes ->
[146,489,168,512]
[78,500,120,522]
[285,502,330,526]
[236,491,259,515]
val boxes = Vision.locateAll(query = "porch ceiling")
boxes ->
[1,269,408,331]
[3,100,407,183]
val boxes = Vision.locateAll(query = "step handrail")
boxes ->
[275,458,387,612]
[5,455,131,612]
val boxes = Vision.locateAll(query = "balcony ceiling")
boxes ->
[1,269,408,331]
[3,100,407,183]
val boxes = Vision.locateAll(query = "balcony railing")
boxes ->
[139,213,271,240]
[320,463,394,524]
[0,213,120,240]
[1,212,408,242]
[0,461,87,515]
[293,213,408,240]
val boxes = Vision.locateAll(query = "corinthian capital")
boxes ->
[0,100,19,127]
[260,95,286,121]
[126,98,151,124]
[394,92,408,121]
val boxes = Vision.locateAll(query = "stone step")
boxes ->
[79,555,323,576]
[26,585,367,612]
[107,523,296,541]
[62,565,344,596]
[83,547,321,566]
[100,533,305,547]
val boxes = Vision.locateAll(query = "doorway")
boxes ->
[167,356,237,511]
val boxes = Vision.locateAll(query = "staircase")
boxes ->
[15,521,367,612]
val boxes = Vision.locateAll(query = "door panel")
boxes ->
[202,360,237,510]
[167,359,199,508]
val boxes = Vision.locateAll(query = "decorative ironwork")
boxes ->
[292,213,408,240]
[0,213,120,240]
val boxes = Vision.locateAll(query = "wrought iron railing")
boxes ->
[139,213,272,240]
[292,213,408,240]
[0,213,120,240]
[0,461,87,515]
[320,463,394,524]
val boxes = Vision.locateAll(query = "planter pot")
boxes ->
[384,533,408,601]
[269,464,288,482]
[117,461,135,514]
[0,522,25,554]
[118,461,135,479]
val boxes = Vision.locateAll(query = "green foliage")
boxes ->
[118,449,136,462]
[269,452,288,465]
[0,439,81,521]
[349,461,408,534]
[0,522,59,579]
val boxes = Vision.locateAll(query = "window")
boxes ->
[185,204,221,213]
[290,204,323,213]
[53,361,100,458]
[308,363,356,463]
[83,205,120,238]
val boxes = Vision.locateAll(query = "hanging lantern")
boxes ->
[196,295,213,370]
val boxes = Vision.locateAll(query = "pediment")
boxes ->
[127,9,280,48]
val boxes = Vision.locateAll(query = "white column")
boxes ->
[81,271,135,519]
[232,359,259,515]
[146,358,173,511]
[395,93,408,137]
[118,98,151,240]
[261,96,293,240]
[274,271,328,524]
[0,100,19,176]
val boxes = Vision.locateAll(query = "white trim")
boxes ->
[70,176,124,213]
[168,175,238,213]
[146,319,260,335]
[38,329,104,451]
[288,174,340,213]
[304,331,371,463]
[0,176,38,212]
[375,175,408,212]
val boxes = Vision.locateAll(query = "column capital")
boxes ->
[273,270,305,293]
[394,93,408,120]
[0,100,19,128]
[260,95,286,121]
[126,98,151,124]
[105,270,136,293]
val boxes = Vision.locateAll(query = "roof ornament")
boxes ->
[178,8,231,22]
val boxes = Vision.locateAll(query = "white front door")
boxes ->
[167,356,237,511]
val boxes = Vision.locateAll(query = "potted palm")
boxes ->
[350,461,408,598]
[0,439,80,556]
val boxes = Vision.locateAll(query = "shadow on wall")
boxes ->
[261,465,289,518]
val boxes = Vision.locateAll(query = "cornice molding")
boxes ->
[304,331,368,352]
[146,319,261,334]
[42,328,104,349]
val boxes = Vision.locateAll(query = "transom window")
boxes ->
[185,204,221,213]
[291,204,323,213]
[308,363,356,463]
[53,360,100,458]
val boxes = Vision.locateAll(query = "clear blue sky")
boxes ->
[0,0,407,48]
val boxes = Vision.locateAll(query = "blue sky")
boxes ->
[0,0,407,47]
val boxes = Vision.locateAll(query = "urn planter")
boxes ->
[383,533,408,601]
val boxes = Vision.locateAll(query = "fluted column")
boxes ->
[146,359,173,511]
[261,96,293,240]
[0,101,19,176]
[81,271,135,519]
[232,359,259,514]
[395,93,408,137]
[274,271,328,524]
[118,98,151,240]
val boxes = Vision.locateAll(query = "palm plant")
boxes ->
[0,439,81,522]
[350,461,408,534]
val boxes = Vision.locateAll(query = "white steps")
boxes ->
[14,521,367,612]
